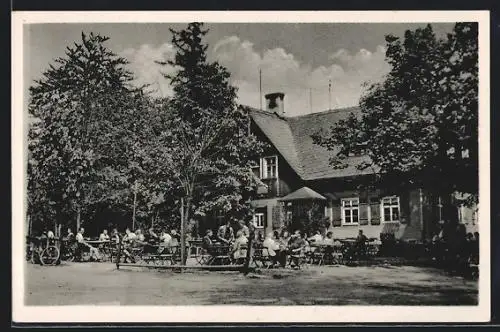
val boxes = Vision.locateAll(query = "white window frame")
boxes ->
[253,213,265,229]
[380,196,400,223]
[341,197,359,225]
[260,155,278,179]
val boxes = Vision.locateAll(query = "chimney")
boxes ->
[264,92,285,116]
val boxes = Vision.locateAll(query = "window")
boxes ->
[341,198,359,225]
[253,213,265,228]
[381,196,400,222]
[260,156,278,179]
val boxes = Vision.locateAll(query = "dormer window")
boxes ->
[260,156,278,179]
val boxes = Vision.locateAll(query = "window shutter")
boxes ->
[331,202,341,227]
[399,192,409,224]
[272,205,284,228]
[359,203,369,225]
[369,198,380,225]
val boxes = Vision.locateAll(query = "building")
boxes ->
[246,92,478,240]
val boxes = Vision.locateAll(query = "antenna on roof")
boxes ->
[259,69,263,110]
[309,88,313,113]
[328,79,332,111]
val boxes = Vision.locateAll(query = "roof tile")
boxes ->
[248,106,376,181]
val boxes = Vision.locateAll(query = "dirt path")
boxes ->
[25,262,477,305]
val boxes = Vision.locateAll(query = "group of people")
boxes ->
[33,220,374,267]
[430,222,479,273]
[57,226,185,262]
[202,220,250,263]
[257,229,370,268]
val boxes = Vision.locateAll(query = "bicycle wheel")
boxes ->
[40,246,60,266]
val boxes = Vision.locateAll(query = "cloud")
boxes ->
[120,43,176,98]
[122,37,390,116]
[213,36,390,115]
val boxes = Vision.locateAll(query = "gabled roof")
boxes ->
[248,106,376,181]
[249,108,304,177]
[279,186,326,201]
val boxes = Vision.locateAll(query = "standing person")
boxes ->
[355,229,368,257]
[217,220,235,245]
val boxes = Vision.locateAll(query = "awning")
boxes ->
[278,186,326,201]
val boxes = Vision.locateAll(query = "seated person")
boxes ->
[47,229,56,246]
[308,230,323,246]
[288,230,308,267]
[278,230,291,251]
[63,228,75,242]
[263,232,282,266]
[217,221,235,245]
[231,230,249,262]
[202,229,214,248]
[289,230,307,250]
[75,228,101,261]
[169,229,180,248]
[135,229,146,243]
[111,228,120,244]
[123,228,137,245]
[322,231,335,246]
[99,229,110,242]
[160,230,172,246]
[146,228,159,243]
[141,228,159,254]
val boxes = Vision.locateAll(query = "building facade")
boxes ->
[245,92,478,240]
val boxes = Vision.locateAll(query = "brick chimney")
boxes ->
[265,92,285,117]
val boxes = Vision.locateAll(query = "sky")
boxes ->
[24,22,455,116]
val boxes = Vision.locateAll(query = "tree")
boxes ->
[158,23,264,262]
[28,32,146,233]
[312,23,478,219]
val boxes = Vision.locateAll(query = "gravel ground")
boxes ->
[25,262,478,306]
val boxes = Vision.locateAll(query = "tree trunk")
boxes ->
[180,197,185,267]
[181,197,191,266]
[76,207,81,231]
[243,219,255,275]
[27,215,32,236]
[132,181,138,230]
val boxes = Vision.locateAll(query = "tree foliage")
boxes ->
[312,23,478,207]
[27,32,158,232]
[157,23,265,231]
